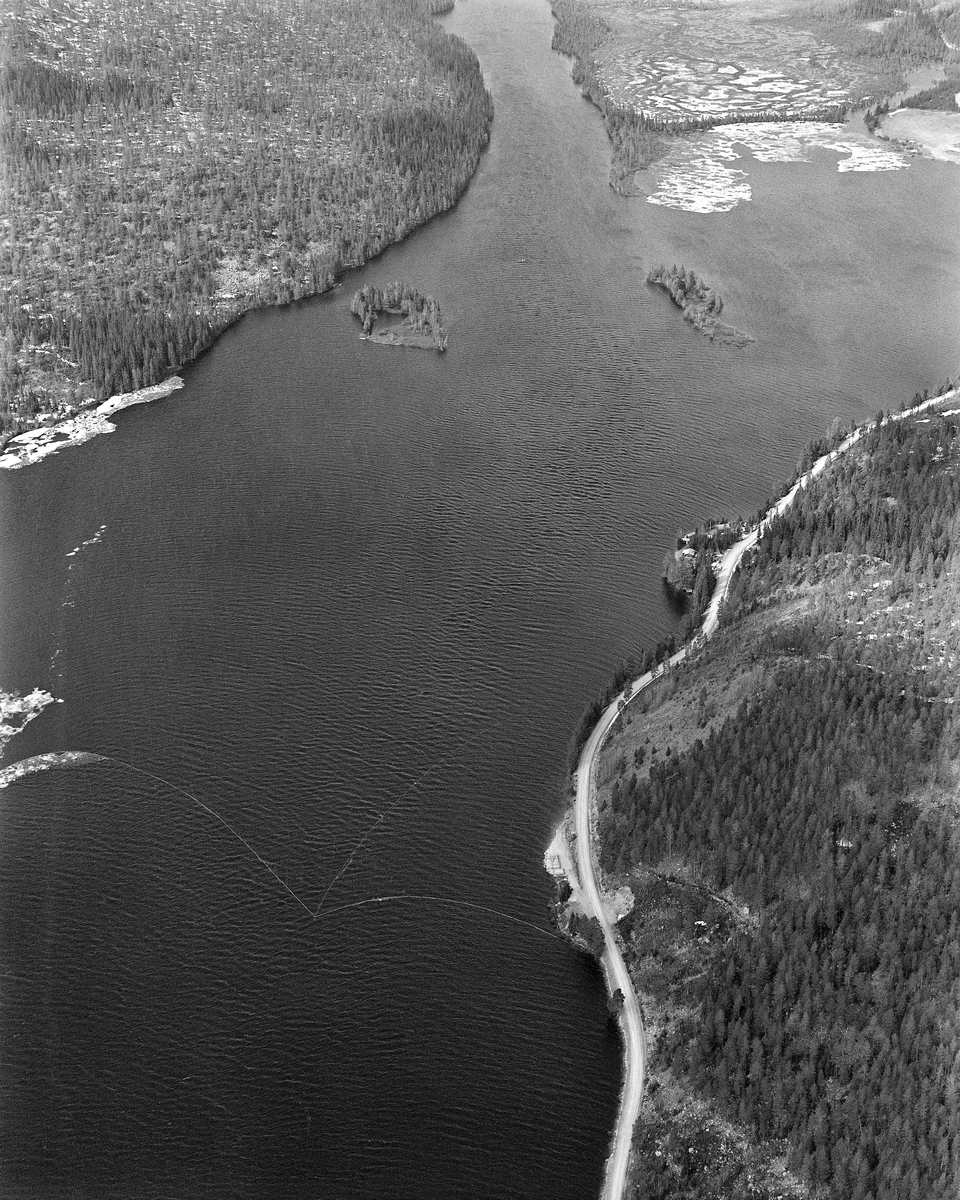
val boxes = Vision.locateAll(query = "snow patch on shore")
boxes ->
[0,377,184,470]
[0,689,59,757]
[646,122,907,212]
[0,750,107,791]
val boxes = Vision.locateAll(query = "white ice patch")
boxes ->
[646,122,908,212]
[647,154,752,212]
[0,689,59,757]
[0,750,106,790]
[0,377,184,470]
[832,141,906,171]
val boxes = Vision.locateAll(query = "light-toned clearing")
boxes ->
[0,377,185,470]
[879,108,960,165]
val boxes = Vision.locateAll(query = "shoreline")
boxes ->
[551,378,959,1200]
[0,377,185,470]
[1,0,488,468]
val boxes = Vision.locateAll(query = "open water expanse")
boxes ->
[2,0,959,1196]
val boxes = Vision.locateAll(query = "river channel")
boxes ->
[1,0,959,1196]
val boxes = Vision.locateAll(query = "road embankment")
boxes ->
[553,380,958,1200]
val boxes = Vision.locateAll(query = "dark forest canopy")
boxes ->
[1,0,492,441]
[594,404,960,1199]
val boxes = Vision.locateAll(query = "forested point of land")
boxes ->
[0,0,492,443]
[594,403,960,1199]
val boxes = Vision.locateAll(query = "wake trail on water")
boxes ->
[104,754,317,917]
[0,735,561,942]
[309,893,564,942]
[313,732,481,915]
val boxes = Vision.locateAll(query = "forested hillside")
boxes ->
[595,403,960,1198]
[0,0,492,442]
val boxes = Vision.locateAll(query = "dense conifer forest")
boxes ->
[594,406,960,1198]
[0,0,492,442]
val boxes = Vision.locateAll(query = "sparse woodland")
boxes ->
[0,0,492,441]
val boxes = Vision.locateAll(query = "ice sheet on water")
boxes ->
[646,122,908,212]
[0,689,59,757]
[646,155,752,213]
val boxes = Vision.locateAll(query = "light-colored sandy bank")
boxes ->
[0,376,184,471]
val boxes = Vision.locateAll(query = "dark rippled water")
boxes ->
[2,0,959,1196]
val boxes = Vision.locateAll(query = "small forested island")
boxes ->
[575,389,960,1199]
[647,265,753,348]
[350,282,447,352]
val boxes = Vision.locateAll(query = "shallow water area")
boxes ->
[1,0,960,1196]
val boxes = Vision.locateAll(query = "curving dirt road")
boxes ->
[571,384,957,1200]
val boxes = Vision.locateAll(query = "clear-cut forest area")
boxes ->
[594,403,960,1199]
[0,0,492,441]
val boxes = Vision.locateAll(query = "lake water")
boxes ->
[1,0,958,1196]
